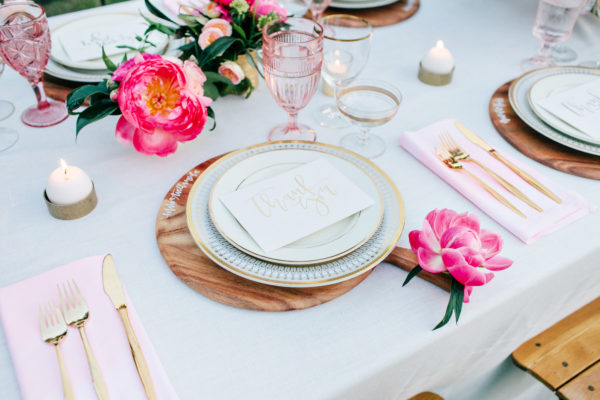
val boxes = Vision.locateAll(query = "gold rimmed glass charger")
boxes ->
[186,141,405,287]
[208,146,384,265]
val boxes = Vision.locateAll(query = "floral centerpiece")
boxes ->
[66,0,286,156]
[403,209,513,330]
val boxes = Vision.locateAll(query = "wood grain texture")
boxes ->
[318,0,419,28]
[155,153,450,312]
[558,361,600,400]
[384,247,451,292]
[513,298,600,390]
[408,392,444,400]
[489,81,600,180]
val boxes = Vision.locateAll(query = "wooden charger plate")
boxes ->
[316,0,419,28]
[490,80,600,180]
[155,152,450,312]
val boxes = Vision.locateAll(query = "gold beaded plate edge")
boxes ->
[185,141,405,287]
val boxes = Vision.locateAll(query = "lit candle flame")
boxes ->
[436,40,445,49]
[59,158,68,175]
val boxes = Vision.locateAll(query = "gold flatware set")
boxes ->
[38,254,156,399]
[435,122,562,218]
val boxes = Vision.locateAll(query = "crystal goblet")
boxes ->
[262,18,324,142]
[336,79,401,159]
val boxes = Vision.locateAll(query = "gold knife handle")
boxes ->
[469,159,543,212]
[118,307,157,400]
[461,169,527,218]
[491,150,562,204]
[78,327,110,400]
[55,344,76,400]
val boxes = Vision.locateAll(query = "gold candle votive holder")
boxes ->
[44,183,97,220]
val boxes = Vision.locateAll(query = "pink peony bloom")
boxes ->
[203,18,232,36]
[112,53,161,82]
[253,0,287,18]
[198,27,224,49]
[218,60,244,84]
[409,209,512,302]
[116,56,208,156]
[183,61,213,107]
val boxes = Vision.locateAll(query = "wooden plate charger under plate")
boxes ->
[319,0,419,28]
[489,80,600,180]
[155,152,450,312]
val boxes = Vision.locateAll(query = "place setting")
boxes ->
[306,0,420,28]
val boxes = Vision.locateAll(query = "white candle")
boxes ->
[421,40,454,74]
[326,59,349,76]
[46,159,93,205]
[324,49,352,78]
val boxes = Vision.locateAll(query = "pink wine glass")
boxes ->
[0,2,68,127]
[309,0,333,22]
[262,18,323,142]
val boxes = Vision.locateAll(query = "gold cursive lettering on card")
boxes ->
[251,175,337,218]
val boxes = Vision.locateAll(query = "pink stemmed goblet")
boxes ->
[0,2,68,127]
[262,18,324,142]
[309,0,333,22]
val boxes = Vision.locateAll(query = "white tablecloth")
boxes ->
[1,1,599,399]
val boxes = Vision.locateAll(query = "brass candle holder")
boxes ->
[44,183,97,220]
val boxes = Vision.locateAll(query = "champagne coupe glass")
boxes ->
[0,2,68,127]
[0,55,18,152]
[262,18,324,142]
[521,0,585,71]
[309,0,333,22]
[316,15,371,129]
[336,79,401,158]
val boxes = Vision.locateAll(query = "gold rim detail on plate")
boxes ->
[185,141,405,287]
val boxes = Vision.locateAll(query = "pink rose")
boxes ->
[112,53,161,82]
[408,209,512,302]
[183,61,213,107]
[253,0,287,18]
[203,18,232,36]
[116,56,208,156]
[203,2,222,18]
[218,60,244,84]
[198,27,224,50]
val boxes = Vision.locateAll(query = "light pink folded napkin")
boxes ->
[399,119,596,244]
[0,255,179,400]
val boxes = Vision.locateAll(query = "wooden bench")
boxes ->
[512,297,600,399]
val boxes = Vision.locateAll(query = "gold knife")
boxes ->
[102,254,157,400]
[455,121,562,204]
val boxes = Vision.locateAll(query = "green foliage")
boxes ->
[433,279,465,330]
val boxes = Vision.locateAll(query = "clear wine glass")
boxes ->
[551,45,578,63]
[316,15,372,129]
[0,2,68,127]
[521,0,585,72]
[0,55,18,152]
[309,0,333,22]
[336,79,401,158]
[262,18,324,142]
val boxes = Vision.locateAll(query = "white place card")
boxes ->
[59,22,146,63]
[537,78,600,140]
[220,159,375,253]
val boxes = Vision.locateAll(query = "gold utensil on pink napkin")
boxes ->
[454,121,562,204]
[436,147,526,218]
[58,280,109,400]
[102,254,157,400]
[39,302,75,400]
[439,133,542,212]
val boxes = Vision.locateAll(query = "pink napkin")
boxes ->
[399,119,596,244]
[0,255,179,400]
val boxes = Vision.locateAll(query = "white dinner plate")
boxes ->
[330,0,397,9]
[528,73,600,145]
[50,12,169,71]
[186,141,405,288]
[509,66,600,156]
[208,148,384,265]
[45,59,110,83]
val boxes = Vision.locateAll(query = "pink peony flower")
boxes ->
[218,60,244,84]
[253,0,287,18]
[198,27,225,49]
[408,209,512,302]
[112,53,161,82]
[183,61,213,107]
[203,18,232,36]
[116,56,208,156]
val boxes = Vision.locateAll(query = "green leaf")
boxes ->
[207,107,216,131]
[204,71,234,85]
[141,15,177,36]
[66,84,109,113]
[402,265,423,287]
[144,0,175,23]
[452,280,465,323]
[196,36,239,68]
[245,51,264,79]
[232,23,247,41]
[434,293,455,331]
[75,99,119,138]
[203,82,220,100]
[121,53,128,64]
[102,47,117,72]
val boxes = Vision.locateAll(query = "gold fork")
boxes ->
[440,133,542,212]
[436,147,526,218]
[40,302,76,400]
[59,280,109,400]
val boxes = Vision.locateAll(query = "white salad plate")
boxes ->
[330,0,397,9]
[208,146,384,265]
[186,141,405,288]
